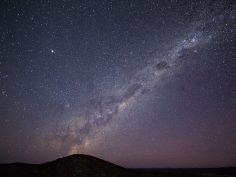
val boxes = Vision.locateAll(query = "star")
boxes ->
[50,49,55,54]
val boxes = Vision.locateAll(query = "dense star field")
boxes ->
[0,0,236,168]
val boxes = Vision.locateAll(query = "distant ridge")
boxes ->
[0,154,126,177]
[0,154,236,177]
[40,154,125,176]
[43,154,123,169]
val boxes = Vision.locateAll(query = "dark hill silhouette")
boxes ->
[0,154,126,177]
[0,154,235,177]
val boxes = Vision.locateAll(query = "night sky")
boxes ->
[0,0,236,168]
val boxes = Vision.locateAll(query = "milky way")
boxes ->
[44,3,235,157]
[0,0,236,167]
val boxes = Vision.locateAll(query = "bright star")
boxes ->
[50,49,55,54]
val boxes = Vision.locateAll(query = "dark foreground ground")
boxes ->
[0,154,235,177]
